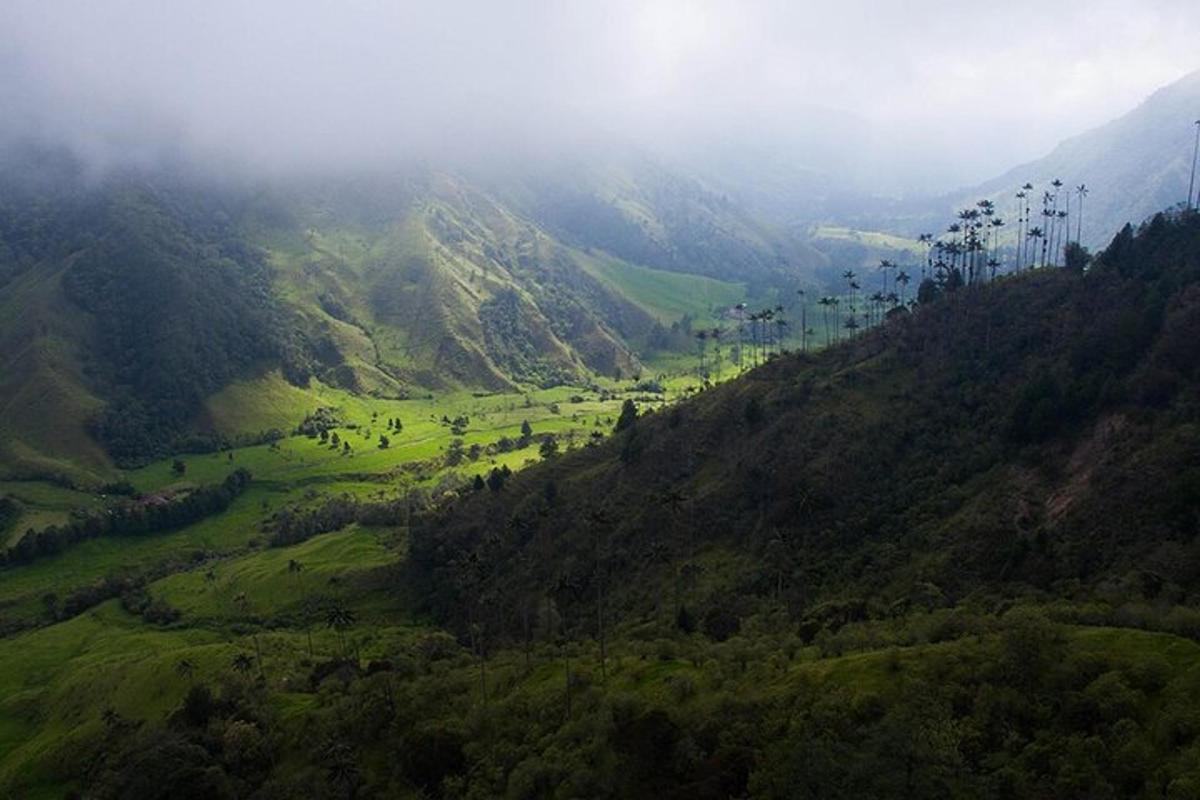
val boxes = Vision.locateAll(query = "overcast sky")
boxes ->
[2,0,1198,190]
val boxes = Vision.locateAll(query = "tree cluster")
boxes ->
[0,469,251,568]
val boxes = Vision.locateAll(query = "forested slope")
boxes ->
[0,152,817,473]
[414,209,1200,645]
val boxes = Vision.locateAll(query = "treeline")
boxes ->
[0,469,252,568]
[267,493,412,548]
[76,609,1200,799]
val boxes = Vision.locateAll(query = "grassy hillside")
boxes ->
[488,154,827,292]
[0,155,789,476]
[1,211,1199,798]
[575,251,745,325]
[865,69,1200,250]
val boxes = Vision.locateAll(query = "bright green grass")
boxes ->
[154,525,399,623]
[576,251,746,324]
[811,225,925,256]
[0,383,644,628]
[0,487,286,624]
[0,605,420,797]
[0,523,420,795]
[0,481,107,547]
[136,385,639,493]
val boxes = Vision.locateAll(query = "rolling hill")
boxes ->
[1,207,1191,800]
[0,151,822,477]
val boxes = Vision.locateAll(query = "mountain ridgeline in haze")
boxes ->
[0,149,822,474]
[847,69,1200,248]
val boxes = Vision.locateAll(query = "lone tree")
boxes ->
[171,459,186,477]
[175,658,197,683]
[231,653,254,678]
[378,434,390,450]
[539,435,559,459]
[614,399,638,433]
[326,602,356,659]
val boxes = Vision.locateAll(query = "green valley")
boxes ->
[4,9,1200,796]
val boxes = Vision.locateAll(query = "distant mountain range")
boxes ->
[843,69,1200,248]
[0,149,823,478]
[4,67,1197,479]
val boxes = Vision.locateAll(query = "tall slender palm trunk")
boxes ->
[1189,120,1200,210]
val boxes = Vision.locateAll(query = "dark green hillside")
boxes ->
[62,184,284,464]
[414,210,1200,642]
[0,157,296,474]
[53,211,1200,800]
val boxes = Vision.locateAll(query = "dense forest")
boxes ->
[70,210,1200,799]
[61,188,286,464]
[412,210,1200,641]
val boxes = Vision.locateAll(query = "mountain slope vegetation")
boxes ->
[1,209,1199,800]
[22,208,1196,800]
[0,153,815,474]
[414,208,1200,667]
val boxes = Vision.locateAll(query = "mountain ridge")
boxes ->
[0,150,821,476]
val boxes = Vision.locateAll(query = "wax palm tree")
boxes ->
[1040,193,1055,267]
[795,290,808,352]
[957,209,979,282]
[946,224,962,274]
[1055,210,1069,265]
[1189,120,1200,210]
[709,328,723,379]
[1027,226,1045,268]
[745,311,760,366]
[817,297,831,346]
[1075,184,1088,242]
[989,217,1005,275]
[175,658,197,683]
[869,292,885,326]
[976,200,995,282]
[325,603,356,659]
[842,270,857,312]
[1020,183,1034,270]
[895,271,911,305]
[878,259,895,295]
[917,233,934,280]
[1014,189,1028,271]
[1049,179,1064,264]
[733,303,747,370]
[231,653,254,678]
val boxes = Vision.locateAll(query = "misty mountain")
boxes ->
[856,69,1200,247]
[973,68,1200,247]
[0,149,821,475]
